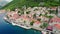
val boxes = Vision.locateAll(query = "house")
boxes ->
[48,7,57,11]
[53,22,60,34]
[58,6,60,12]
[50,17,60,23]
[46,26,53,31]
[26,7,32,11]
[7,11,20,20]
[33,21,41,27]
[54,24,60,29]
[11,13,20,20]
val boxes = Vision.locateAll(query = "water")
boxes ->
[0,13,42,34]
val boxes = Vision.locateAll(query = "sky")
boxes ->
[0,0,13,7]
[5,0,12,2]
[0,0,13,2]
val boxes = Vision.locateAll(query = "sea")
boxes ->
[0,12,42,34]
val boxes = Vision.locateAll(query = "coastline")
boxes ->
[0,10,6,14]
[0,13,43,34]
[4,17,52,32]
[4,17,32,29]
[3,6,58,34]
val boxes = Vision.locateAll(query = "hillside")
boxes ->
[2,0,60,10]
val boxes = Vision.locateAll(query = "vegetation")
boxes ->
[40,23,48,29]
[49,10,57,14]
[30,21,34,26]
[24,20,26,23]
[26,11,30,14]
[39,14,42,16]
[2,0,60,10]
[33,13,36,18]
[18,11,24,15]
[46,15,53,19]
[37,18,41,21]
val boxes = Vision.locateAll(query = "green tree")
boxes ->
[30,21,34,26]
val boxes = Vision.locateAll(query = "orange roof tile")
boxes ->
[50,17,60,23]
[54,24,60,29]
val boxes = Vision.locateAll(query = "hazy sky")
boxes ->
[5,0,12,2]
[0,0,13,7]
[0,0,12,2]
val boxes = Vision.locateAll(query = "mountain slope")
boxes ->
[2,0,40,10]
[2,0,60,10]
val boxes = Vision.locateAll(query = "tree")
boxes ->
[30,21,34,26]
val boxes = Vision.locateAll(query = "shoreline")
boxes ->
[0,10,6,14]
[4,17,52,32]
[4,17,32,29]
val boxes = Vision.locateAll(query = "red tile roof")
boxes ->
[54,24,60,29]
[35,21,41,24]
[12,14,20,20]
[50,17,60,23]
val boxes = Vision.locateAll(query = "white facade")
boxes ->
[33,23,41,27]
